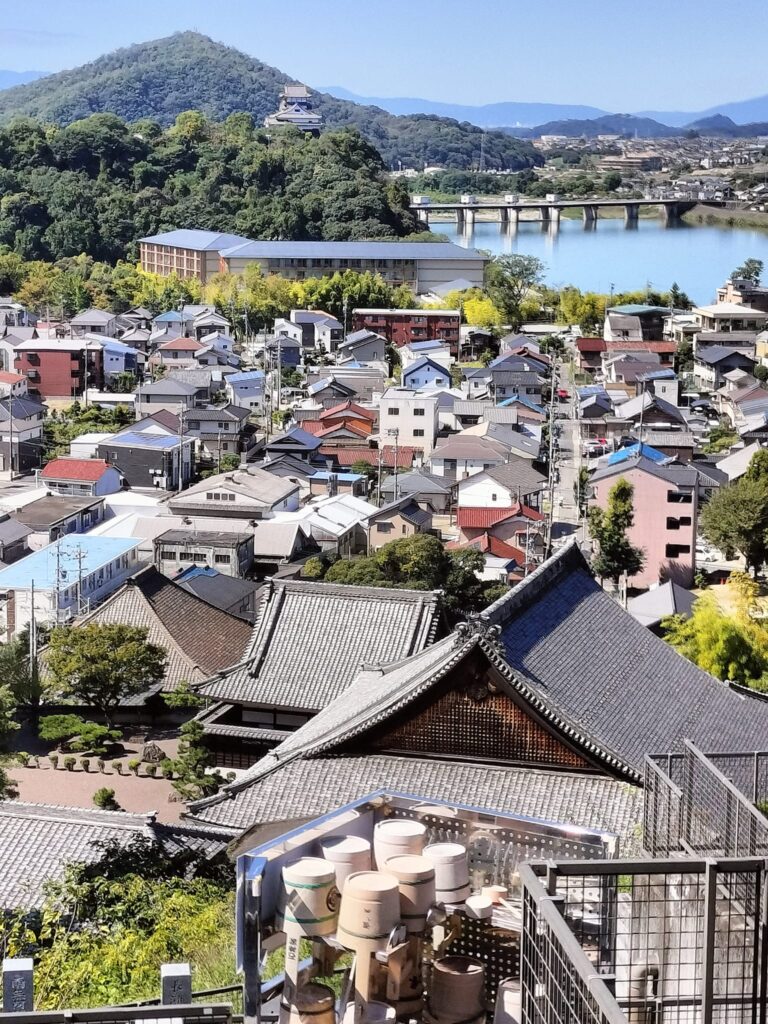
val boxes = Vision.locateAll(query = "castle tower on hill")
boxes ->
[264,84,323,134]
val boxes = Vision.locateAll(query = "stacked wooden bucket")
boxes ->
[275,819,486,1024]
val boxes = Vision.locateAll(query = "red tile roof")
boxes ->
[315,423,370,439]
[321,445,417,468]
[576,337,606,353]
[157,336,205,351]
[606,340,676,353]
[448,532,527,562]
[299,419,325,435]
[320,401,376,421]
[0,372,23,384]
[456,504,544,529]
[41,458,114,482]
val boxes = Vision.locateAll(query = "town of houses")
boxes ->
[4,227,768,1024]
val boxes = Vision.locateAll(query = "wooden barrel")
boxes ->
[424,843,470,904]
[320,835,372,890]
[277,857,340,937]
[428,957,486,1024]
[280,983,336,1024]
[385,854,436,933]
[337,870,401,952]
[373,819,426,869]
[341,1001,396,1024]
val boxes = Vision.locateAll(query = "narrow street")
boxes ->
[550,362,587,548]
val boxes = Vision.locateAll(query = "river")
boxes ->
[437,216,768,303]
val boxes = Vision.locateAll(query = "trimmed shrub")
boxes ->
[93,787,121,811]
[97,759,106,773]
[144,764,157,778]
[63,756,76,771]
[49,754,59,769]
[160,759,174,779]
[112,761,123,775]
[127,759,141,775]
[80,758,90,772]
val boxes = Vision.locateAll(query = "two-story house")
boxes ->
[225,370,265,415]
[378,387,440,455]
[41,458,122,497]
[337,330,387,364]
[455,458,547,511]
[148,337,206,371]
[183,404,253,462]
[402,356,452,390]
[693,346,757,390]
[590,454,698,588]
[69,309,122,338]
[366,496,433,551]
[165,466,301,519]
[429,435,508,479]
[154,529,254,579]
[0,394,46,474]
[97,431,194,491]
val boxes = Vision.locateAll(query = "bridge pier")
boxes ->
[550,207,561,228]
[499,207,519,232]
[582,204,598,225]
[624,202,639,227]
[663,202,681,225]
[456,208,474,233]
[539,205,551,223]
[416,209,430,225]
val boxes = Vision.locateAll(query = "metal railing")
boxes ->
[0,1005,233,1024]
[645,742,768,859]
[520,856,766,1024]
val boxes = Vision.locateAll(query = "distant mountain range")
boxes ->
[0,70,45,90]
[321,86,768,134]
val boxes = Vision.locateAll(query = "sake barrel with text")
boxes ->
[373,819,426,870]
[320,835,372,890]
[336,870,401,952]
[279,983,336,1024]
[385,854,436,933]
[429,957,486,1024]
[276,857,339,937]
[424,843,470,904]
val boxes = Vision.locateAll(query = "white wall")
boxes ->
[457,472,514,507]
[379,393,439,453]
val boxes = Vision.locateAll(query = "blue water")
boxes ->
[438,216,768,304]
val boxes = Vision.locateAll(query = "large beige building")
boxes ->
[139,232,487,293]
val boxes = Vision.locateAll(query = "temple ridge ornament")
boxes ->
[456,616,505,654]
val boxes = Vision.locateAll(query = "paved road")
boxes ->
[550,369,586,547]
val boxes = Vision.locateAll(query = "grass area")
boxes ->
[682,204,768,230]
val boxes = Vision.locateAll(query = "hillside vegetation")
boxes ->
[0,112,424,262]
[0,32,542,171]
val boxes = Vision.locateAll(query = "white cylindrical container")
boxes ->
[280,983,336,1024]
[429,957,485,1024]
[336,870,401,953]
[413,803,458,820]
[481,884,508,905]
[464,895,493,920]
[342,1001,396,1024]
[277,857,339,937]
[424,843,470,904]
[320,835,372,891]
[385,854,436,934]
[373,819,426,870]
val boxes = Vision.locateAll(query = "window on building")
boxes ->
[414,408,425,416]
[377,522,392,532]
[413,429,425,437]
[667,491,693,504]
[214,554,231,564]
[402,525,407,534]
[160,550,177,560]
[665,543,691,558]
[666,517,680,531]
[388,407,400,415]
[491,493,497,502]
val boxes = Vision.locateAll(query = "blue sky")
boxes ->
[2,0,765,111]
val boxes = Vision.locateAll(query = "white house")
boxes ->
[225,370,265,414]
[456,459,547,510]
[378,387,439,454]
[429,436,508,479]
[0,535,141,638]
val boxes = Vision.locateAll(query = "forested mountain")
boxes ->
[0,33,541,172]
[0,113,422,264]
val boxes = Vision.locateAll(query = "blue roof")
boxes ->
[498,394,542,413]
[227,370,265,383]
[0,536,139,591]
[269,427,323,449]
[637,368,676,381]
[403,357,449,376]
[577,385,608,399]
[174,565,219,582]
[607,442,667,466]
[154,311,183,323]
[409,340,447,351]
[311,471,365,482]
[219,241,486,261]
[608,304,669,315]
[108,432,183,449]
[140,230,254,251]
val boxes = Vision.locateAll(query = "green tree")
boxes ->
[574,466,590,517]
[754,364,768,382]
[93,787,121,811]
[663,594,768,688]
[603,171,622,192]
[732,258,764,285]
[39,714,121,754]
[46,625,167,728]
[700,474,768,575]
[485,254,545,329]
[588,477,645,586]
[171,720,223,800]
[669,281,692,310]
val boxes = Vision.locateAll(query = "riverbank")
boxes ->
[682,204,768,230]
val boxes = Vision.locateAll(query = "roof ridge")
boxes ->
[482,538,585,625]
[0,800,155,827]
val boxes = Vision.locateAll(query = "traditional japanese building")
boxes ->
[264,84,323,133]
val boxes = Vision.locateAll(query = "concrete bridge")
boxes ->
[409,197,717,231]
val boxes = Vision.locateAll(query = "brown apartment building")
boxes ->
[351,308,461,352]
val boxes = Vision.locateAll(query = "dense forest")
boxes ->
[0,33,542,172]
[0,111,428,263]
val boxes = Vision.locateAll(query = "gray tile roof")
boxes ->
[380,471,452,497]
[628,581,697,629]
[199,578,441,711]
[490,370,541,387]
[483,541,768,775]
[485,458,547,494]
[0,801,230,908]
[369,495,432,528]
[590,454,697,487]
[185,753,643,854]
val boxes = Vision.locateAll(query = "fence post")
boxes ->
[701,861,717,1024]
[2,958,33,1013]
[161,963,192,1005]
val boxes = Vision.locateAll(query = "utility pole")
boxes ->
[8,389,13,482]
[177,405,186,494]
[388,428,400,500]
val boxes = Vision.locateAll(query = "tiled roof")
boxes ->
[199,578,441,711]
[482,541,768,776]
[576,337,606,353]
[448,533,527,562]
[322,446,417,468]
[320,401,376,421]
[456,505,543,528]
[76,567,252,690]
[41,458,113,482]
[157,336,205,352]
[369,496,432,528]
[0,801,230,908]
[482,458,547,495]
[186,753,643,853]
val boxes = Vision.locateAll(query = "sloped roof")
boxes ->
[323,445,417,468]
[76,566,252,689]
[157,336,205,352]
[0,801,231,908]
[628,581,697,629]
[199,578,441,711]
[41,458,114,482]
[320,401,376,422]
[482,458,547,494]
[456,504,543,529]
[186,750,642,851]
[482,541,768,777]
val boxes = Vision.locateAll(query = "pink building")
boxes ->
[590,454,698,589]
